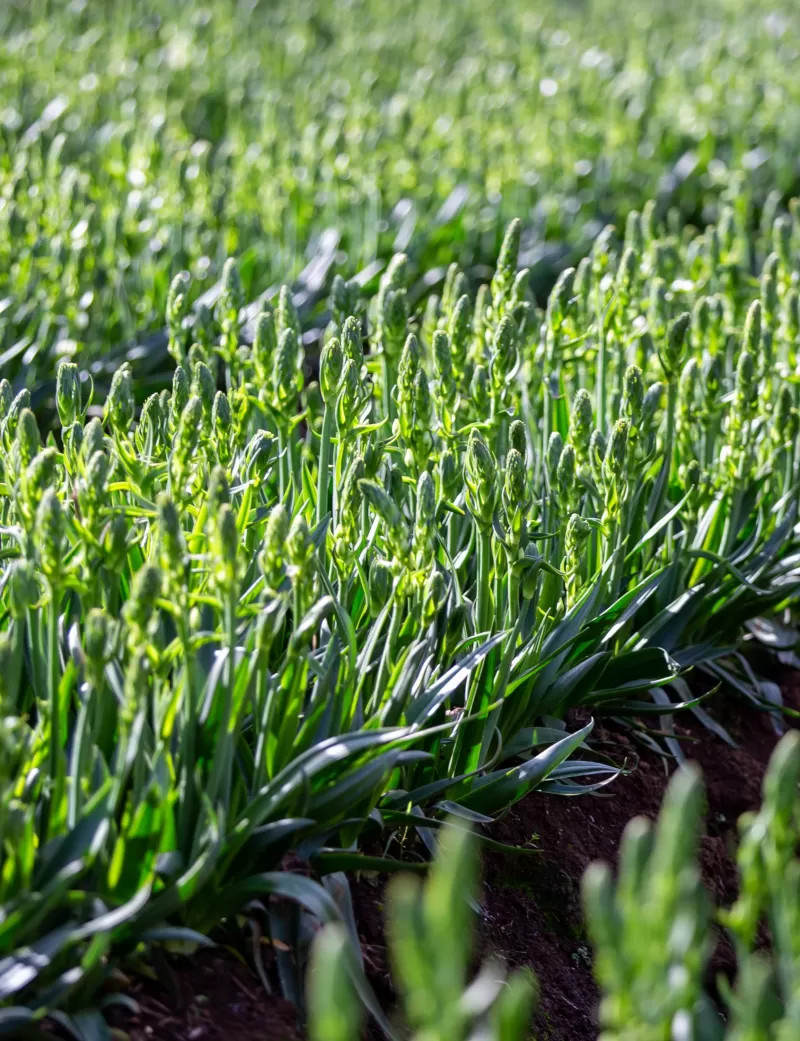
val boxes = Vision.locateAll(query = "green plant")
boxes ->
[308,821,536,1041]
[584,731,800,1040]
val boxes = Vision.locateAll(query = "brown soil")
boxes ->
[110,670,799,1041]
[107,951,301,1041]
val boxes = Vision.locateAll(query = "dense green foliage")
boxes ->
[1,201,799,1032]
[3,0,800,1036]
[4,0,800,387]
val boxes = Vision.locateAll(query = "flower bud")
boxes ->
[261,503,289,587]
[194,301,215,351]
[615,246,637,297]
[397,334,421,402]
[556,443,576,499]
[217,257,244,322]
[661,312,691,381]
[253,310,277,381]
[735,350,756,407]
[272,328,302,409]
[604,419,629,482]
[565,513,591,556]
[503,448,528,512]
[573,257,592,316]
[166,270,191,364]
[341,315,364,369]
[84,608,113,674]
[682,459,701,491]
[546,268,574,333]
[192,361,216,421]
[432,330,453,396]
[157,494,185,576]
[320,337,344,405]
[622,366,644,425]
[124,563,162,634]
[0,380,11,424]
[243,429,274,485]
[211,504,239,585]
[743,300,762,359]
[380,288,408,358]
[415,470,436,529]
[103,513,128,572]
[546,431,564,480]
[464,430,498,531]
[15,409,40,470]
[56,362,81,428]
[491,218,521,307]
[104,364,134,432]
[171,365,189,421]
[589,429,607,486]
[368,557,393,617]
[470,365,489,413]
[491,315,517,387]
[774,215,792,268]
[35,488,65,585]
[761,254,779,321]
[448,294,471,374]
[212,390,232,437]
[569,389,593,455]
[286,513,314,574]
[509,419,527,461]
[422,569,446,625]
[641,382,664,429]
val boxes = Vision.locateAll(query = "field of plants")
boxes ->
[4,0,800,1039]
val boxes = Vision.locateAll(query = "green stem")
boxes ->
[596,283,607,433]
[46,585,63,840]
[649,378,677,528]
[383,354,397,423]
[316,403,335,527]
[476,528,492,634]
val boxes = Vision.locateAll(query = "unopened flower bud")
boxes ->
[56,362,81,428]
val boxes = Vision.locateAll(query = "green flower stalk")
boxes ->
[465,430,497,633]
[502,446,531,623]
[252,310,277,389]
[271,327,304,499]
[104,364,134,436]
[563,513,591,607]
[490,217,521,315]
[166,270,192,366]
[447,295,471,390]
[378,267,409,420]
[569,388,594,472]
[332,454,365,577]
[432,329,456,421]
[318,336,344,526]
[260,503,289,593]
[413,469,437,570]
[216,257,244,370]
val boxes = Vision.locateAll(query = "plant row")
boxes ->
[1,204,800,1032]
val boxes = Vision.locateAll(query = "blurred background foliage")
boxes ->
[2,0,800,390]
